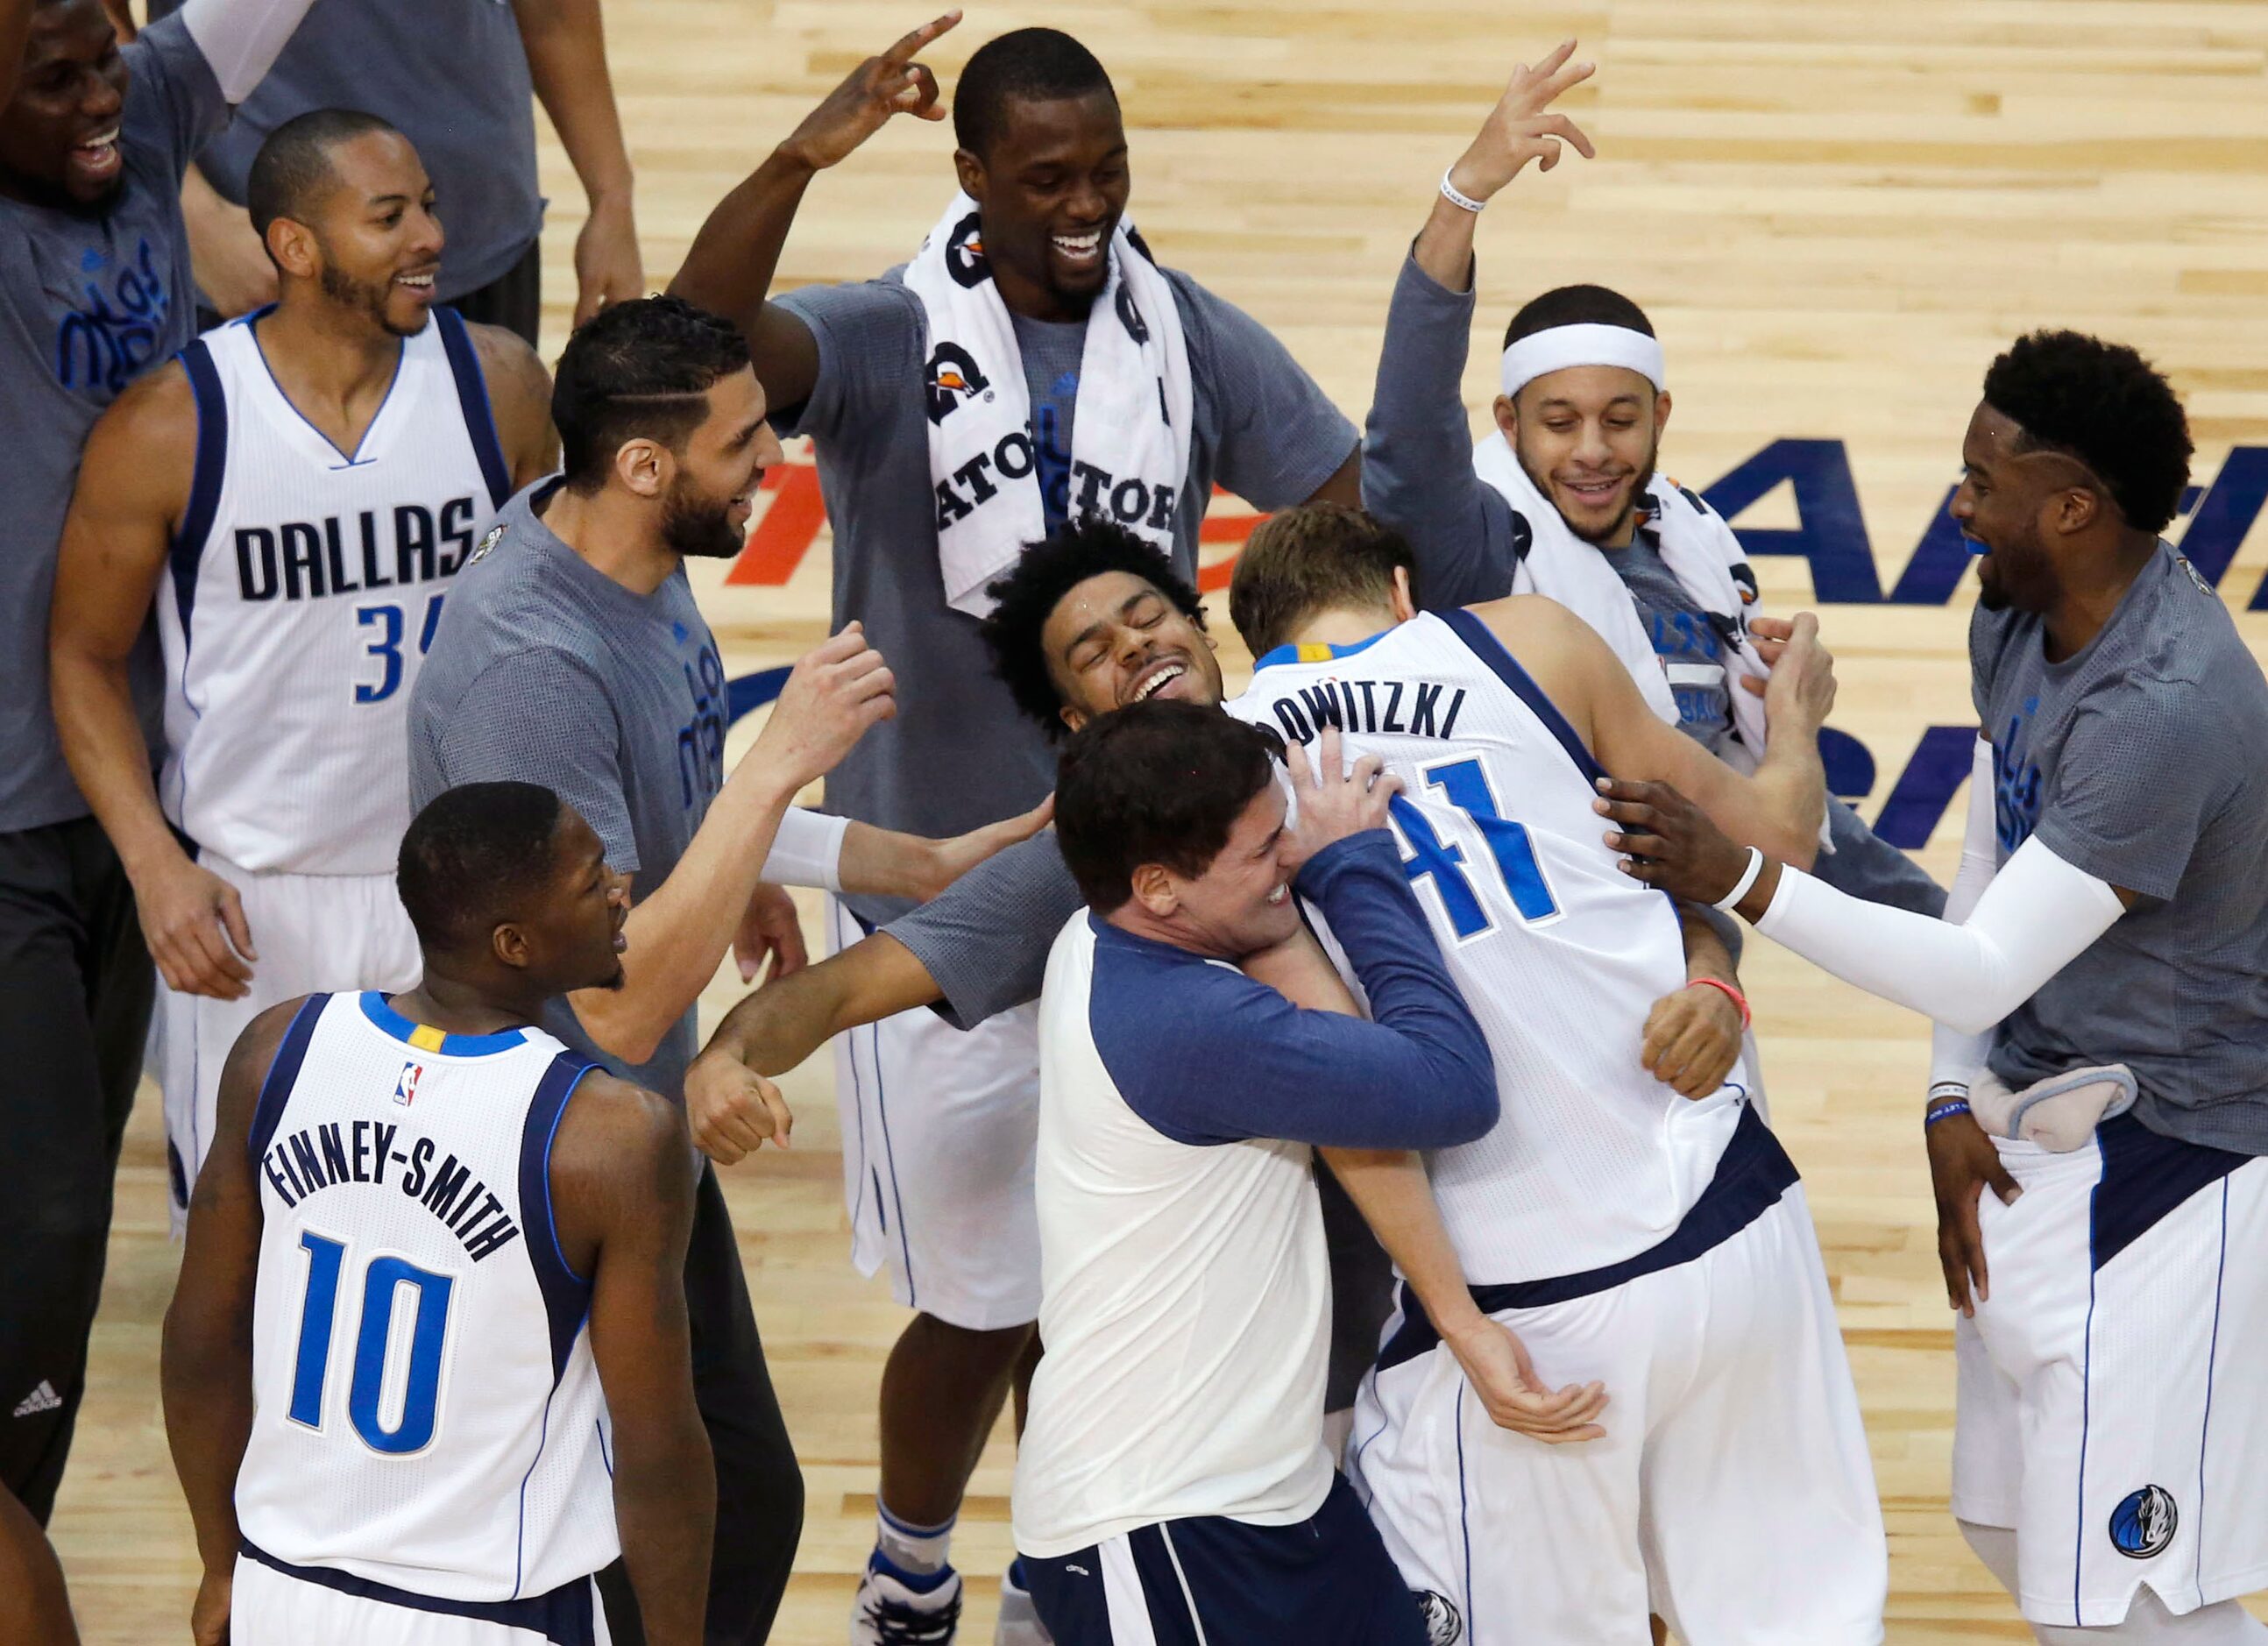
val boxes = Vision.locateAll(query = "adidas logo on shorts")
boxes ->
[11,1380,61,1418]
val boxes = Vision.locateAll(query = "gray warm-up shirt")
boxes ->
[1973,543,2268,1152]
[409,481,731,1100]
[148,0,542,302]
[773,266,1355,926]
[0,15,225,832]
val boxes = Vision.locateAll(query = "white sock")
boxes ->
[875,1503,954,1577]
[1960,1520,2268,1643]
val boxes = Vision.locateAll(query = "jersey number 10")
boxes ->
[288,1231,456,1454]
[1388,756,1561,938]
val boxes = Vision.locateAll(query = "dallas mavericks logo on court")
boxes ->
[2109,1486,2177,1559]
[1413,1590,1463,1644]
[925,340,992,424]
[392,1061,424,1108]
[466,523,506,566]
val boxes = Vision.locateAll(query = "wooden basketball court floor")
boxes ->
[52,1,2268,1638]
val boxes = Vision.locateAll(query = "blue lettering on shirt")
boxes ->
[1992,694,2044,852]
[676,641,727,810]
[54,238,172,395]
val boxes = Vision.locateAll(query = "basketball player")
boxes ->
[0,0,322,1554]
[1364,45,1943,918]
[1017,702,1496,1645]
[670,20,1360,1638]
[1601,332,2268,1645]
[50,109,553,1234]
[163,780,712,1646]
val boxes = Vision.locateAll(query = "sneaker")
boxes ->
[850,1551,963,1645]
[993,1557,1052,1645]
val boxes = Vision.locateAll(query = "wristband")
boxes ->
[1924,1098,1973,1127]
[1684,976,1750,1031]
[1439,167,1486,215]
[1712,846,1765,912]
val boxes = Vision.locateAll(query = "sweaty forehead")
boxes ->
[1048,571,1164,643]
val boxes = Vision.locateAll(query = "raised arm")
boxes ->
[163,997,302,1646]
[668,13,958,409]
[469,321,560,486]
[175,0,322,103]
[50,367,264,1003]
[511,0,641,328]
[550,1076,711,1646]
[1364,45,1594,609]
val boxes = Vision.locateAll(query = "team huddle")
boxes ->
[11,4,2267,1644]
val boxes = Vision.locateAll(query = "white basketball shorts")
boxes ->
[826,895,1042,1331]
[1350,1111,1886,1645]
[160,852,420,1227]
[1951,1114,2268,1628]
[230,1550,613,1644]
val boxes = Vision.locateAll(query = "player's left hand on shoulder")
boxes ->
[1593,777,1747,904]
[1641,982,1742,1098]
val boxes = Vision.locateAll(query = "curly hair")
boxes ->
[1982,330,2192,535]
[979,519,1206,736]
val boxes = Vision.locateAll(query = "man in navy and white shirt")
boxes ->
[1014,700,1495,1646]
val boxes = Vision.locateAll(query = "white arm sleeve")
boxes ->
[1930,736,2002,1089]
[1753,833,2124,1037]
[757,807,847,893]
[178,0,319,103]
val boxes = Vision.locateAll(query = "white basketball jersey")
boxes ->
[158,308,511,874]
[234,992,619,1602]
[1227,608,1749,1281]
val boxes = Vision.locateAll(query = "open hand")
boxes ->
[1928,1110,2022,1316]
[779,12,960,172]
[1283,726,1403,869]
[136,851,258,999]
[686,1046,795,1164]
[1445,1316,1607,1444]
[1594,777,1754,905]
[1446,40,1597,206]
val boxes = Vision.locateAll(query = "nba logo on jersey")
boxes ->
[392,1061,423,1108]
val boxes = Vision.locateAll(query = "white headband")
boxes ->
[1499,323,1666,401]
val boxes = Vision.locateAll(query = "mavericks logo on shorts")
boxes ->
[1413,1590,1463,1644]
[2109,1486,2177,1559]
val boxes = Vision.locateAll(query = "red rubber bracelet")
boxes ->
[1685,976,1751,1031]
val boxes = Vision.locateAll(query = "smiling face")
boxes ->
[656,366,783,559]
[282,131,445,338]
[1497,365,1670,548]
[0,0,129,208]
[955,89,1130,322]
[1141,778,1301,957]
[1039,570,1224,733]
[1950,401,2080,615]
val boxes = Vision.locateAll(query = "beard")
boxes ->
[318,261,423,338]
[1517,431,1659,547]
[660,476,748,560]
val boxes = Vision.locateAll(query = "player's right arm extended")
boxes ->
[685,931,943,1162]
[49,367,261,1002]
[556,1080,712,1646]
[668,13,959,408]
[161,999,299,1645]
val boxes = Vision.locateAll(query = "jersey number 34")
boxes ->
[287,1230,456,1454]
[1388,756,1561,939]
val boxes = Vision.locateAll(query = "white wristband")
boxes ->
[1439,167,1486,215]
[1713,846,1765,912]
[760,807,849,893]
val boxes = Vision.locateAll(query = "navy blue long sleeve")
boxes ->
[1088,832,1497,1149]
[1360,253,1530,612]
